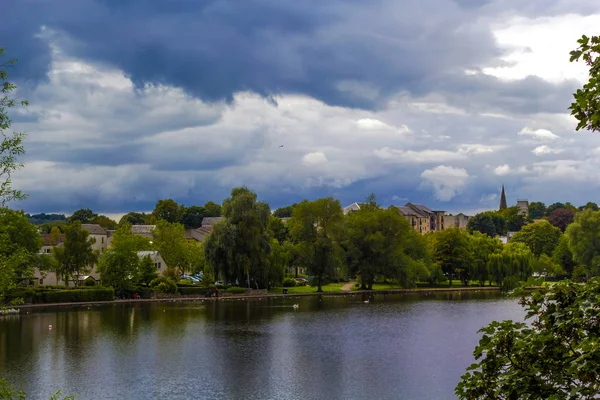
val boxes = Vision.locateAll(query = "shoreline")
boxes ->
[12,286,502,311]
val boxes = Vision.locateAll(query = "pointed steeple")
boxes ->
[499,184,507,210]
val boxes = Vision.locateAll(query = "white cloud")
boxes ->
[302,152,328,165]
[532,145,563,155]
[518,127,560,140]
[458,144,500,155]
[494,164,511,176]
[483,14,600,83]
[420,165,469,201]
[480,193,498,203]
[374,147,466,163]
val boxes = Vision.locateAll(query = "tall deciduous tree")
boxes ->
[152,199,183,223]
[93,215,117,230]
[97,223,152,292]
[468,211,506,237]
[546,202,566,216]
[0,208,41,300]
[181,205,205,229]
[288,197,344,292]
[579,201,599,211]
[553,235,576,278]
[509,220,562,258]
[548,208,575,232]
[53,221,98,285]
[344,207,428,290]
[565,209,600,276]
[151,219,188,276]
[500,206,526,232]
[119,212,153,226]
[273,205,294,218]
[431,228,473,285]
[0,48,28,206]
[203,201,222,217]
[569,34,600,132]
[68,208,98,224]
[527,201,547,220]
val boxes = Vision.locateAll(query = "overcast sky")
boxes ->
[2,0,600,217]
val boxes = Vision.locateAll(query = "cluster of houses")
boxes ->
[343,201,473,234]
[33,189,527,285]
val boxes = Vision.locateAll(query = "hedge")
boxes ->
[5,288,114,304]
[225,287,247,294]
[178,286,215,295]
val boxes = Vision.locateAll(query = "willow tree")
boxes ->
[205,187,271,288]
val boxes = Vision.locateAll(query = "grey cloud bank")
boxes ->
[1,0,600,215]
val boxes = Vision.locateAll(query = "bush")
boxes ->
[41,288,114,303]
[84,277,97,286]
[178,286,214,295]
[283,278,296,287]
[150,277,177,294]
[226,287,247,294]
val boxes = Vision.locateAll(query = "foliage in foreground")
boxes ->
[456,279,600,399]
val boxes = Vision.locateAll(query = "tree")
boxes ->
[152,199,183,223]
[218,187,271,288]
[456,279,600,399]
[151,219,188,276]
[469,232,502,286]
[580,201,599,211]
[203,201,222,217]
[431,228,473,285]
[344,207,428,290]
[93,215,117,230]
[53,221,98,285]
[268,215,289,243]
[288,197,344,292]
[118,212,152,226]
[502,242,534,282]
[527,201,546,220]
[500,206,526,232]
[137,254,158,286]
[569,34,600,132]
[553,235,576,278]
[273,205,294,218]
[0,378,74,400]
[68,208,98,224]
[546,202,566,216]
[565,209,600,276]
[0,208,41,301]
[468,211,506,237]
[509,220,561,258]
[97,223,152,292]
[181,205,204,229]
[0,48,28,206]
[533,254,564,277]
[547,208,575,232]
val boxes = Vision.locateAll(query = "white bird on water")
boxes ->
[364,300,369,304]
[292,304,299,309]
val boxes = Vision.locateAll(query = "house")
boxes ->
[131,225,156,238]
[389,205,430,234]
[38,233,65,255]
[404,203,445,232]
[443,213,472,229]
[137,250,167,274]
[81,224,108,253]
[185,225,213,242]
[343,202,362,215]
[201,217,224,226]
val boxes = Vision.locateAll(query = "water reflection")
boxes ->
[0,292,524,399]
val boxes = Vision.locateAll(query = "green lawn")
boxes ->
[268,282,345,294]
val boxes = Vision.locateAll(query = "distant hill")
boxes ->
[27,213,67,225]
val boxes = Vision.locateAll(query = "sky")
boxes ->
[2,0,600,218]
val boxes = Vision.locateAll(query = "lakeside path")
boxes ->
[13,286,503,311]
[340,282,356,291]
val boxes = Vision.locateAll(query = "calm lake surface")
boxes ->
[0,292,525,399]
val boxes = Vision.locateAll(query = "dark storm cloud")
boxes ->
[3,0,504,109]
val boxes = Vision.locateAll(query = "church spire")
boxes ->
[499,184,507,210]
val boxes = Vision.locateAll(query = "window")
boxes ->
[40,279,44,285]
[102,237,104,244]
